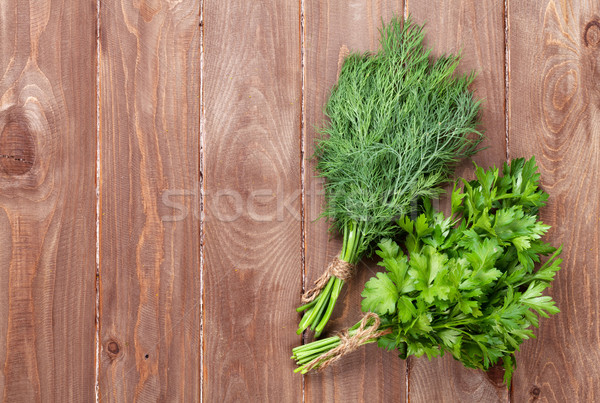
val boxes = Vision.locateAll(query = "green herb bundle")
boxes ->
[297,17,483,336]
[293,158,562,386]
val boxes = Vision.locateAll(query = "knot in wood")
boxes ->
[0,120,35,175]
[107,341,120,355]
[584,21,600,47]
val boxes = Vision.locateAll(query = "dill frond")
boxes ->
[298,16,483,336]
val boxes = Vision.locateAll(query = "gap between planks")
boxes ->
[95,0,101,401]
[300,0,307,401]
[199,0,205,402]
[504,0,510,399]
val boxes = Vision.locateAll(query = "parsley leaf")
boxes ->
[361,273,398,315]
[364,157,562,386]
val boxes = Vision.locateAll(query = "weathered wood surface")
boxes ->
[99,0,201,401]
[202,0,302,401]
[508,1,600,401]
[406,1,509,401]
[0,0,97,401]
[1,0,600,401]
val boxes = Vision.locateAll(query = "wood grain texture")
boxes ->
[202,1,302,401]
[302,2,408,402]
[405,1,508,401]
[1,1,598,401]
[0,0,97,401]
[99,1,200,401]
[508,0,600,401]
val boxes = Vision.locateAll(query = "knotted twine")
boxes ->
[301,256,356,304]
[303,312,392,372]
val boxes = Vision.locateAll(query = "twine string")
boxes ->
[304,312,392,372]
[301,256,356,304]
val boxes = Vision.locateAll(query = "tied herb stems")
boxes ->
[292,330,361,374]
[292,316,387,374]
[297,220,363,337]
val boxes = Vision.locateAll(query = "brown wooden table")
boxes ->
[0,0,598,401]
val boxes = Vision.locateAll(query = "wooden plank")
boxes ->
[508,0,600,400]
[98,1,200,401]
[0,0,96,401]
[302,2,408,402]
[406,1,508,401]
[202,1,302,401]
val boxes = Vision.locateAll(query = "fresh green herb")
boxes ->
[297,16,483,336]
[293,157,562,387]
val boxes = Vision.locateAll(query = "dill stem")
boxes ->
[296,219,365,336]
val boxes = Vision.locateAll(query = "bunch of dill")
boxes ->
[297,17,483,336]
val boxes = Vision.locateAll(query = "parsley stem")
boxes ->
[432,320,474,329]
[292,336,338,353]
[292,322,380,373]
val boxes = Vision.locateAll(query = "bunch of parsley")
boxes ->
[297,16,483,336]
[293,157,562,386]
